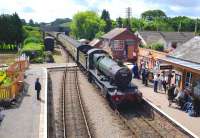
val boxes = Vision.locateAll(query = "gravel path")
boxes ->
[78,71,134,138]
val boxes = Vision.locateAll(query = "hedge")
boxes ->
[24,36,41,45]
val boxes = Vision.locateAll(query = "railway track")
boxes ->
[117,101,190,138]
[61,67,91,138]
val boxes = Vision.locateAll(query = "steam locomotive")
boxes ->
[50,33,142,108]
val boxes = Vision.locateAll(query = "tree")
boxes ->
[0,13,24,46]
[101,9,112,32]
[169,16,195,32]
[70,11,105,40]
[29,19,34,26]
[141,10,167,21]
[12,13,24,44]
[116,17,123,28]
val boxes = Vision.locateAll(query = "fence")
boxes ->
[0,56,29,101]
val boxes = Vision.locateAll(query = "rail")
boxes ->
[62,67,91,138]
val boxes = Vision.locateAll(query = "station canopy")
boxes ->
[159,56,200,74]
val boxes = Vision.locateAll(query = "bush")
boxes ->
[24,37,41,45]
[139,44,145,48]
[23,25,42,41]
[21,43,44,61]
[151,43,164,52]
[30,57,43,63]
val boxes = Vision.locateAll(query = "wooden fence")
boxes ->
[0,58,29,101]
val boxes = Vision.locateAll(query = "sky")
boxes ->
[0,0,200,23]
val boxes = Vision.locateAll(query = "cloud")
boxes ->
[97,0,161,19]
[0,0,87,22]
[0,0,199,22]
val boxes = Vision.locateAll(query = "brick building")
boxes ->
[100,28,140,63]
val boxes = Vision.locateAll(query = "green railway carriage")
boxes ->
[57,34,80,60]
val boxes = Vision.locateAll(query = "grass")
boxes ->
[22,43,44,51]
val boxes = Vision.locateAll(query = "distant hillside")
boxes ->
[41,18,72,34]
[51,18,72,26]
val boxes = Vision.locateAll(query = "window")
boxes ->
[112,40,124,51]
[175,74,181,87]
[185,72,192,87]
[126,39,135,46]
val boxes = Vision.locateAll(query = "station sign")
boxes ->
[159,64,173,70]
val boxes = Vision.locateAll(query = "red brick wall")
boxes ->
[111,30,139,62]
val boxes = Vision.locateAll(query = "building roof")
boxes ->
[101,28,127,39]
[159,56,200,74]
[169,36,200,64]
[137,31,163,45]
[137,31,195,45]
[160,32,195,43]
[89,38,101,47]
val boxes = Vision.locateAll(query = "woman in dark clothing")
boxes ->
[162,75,167,93]
[144,69,149,86]
[141,68,145,84]
[168,84,176,106]
[133,64,139,79]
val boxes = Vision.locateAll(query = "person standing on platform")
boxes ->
[153,74,159,92]
[162,74,167,93]
[167,84,176,106]
[168,70,173,87]
[141,67,146,84]
[158,74,162,92]
[133,63,139,79]
[35,78,41,100]
[144,68,149,86]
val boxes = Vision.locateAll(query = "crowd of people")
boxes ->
[131,63,200,117]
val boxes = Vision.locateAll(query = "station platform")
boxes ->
[0,67,47,138]
[30,63,77,69]
[133,78,200,138]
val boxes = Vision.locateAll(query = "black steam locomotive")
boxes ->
[51,33,142,108]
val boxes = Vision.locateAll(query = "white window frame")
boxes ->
[185,72,192,87]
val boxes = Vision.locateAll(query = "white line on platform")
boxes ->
[39,67,47,138]
[144,97,199,138]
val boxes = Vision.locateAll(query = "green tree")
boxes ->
[151,43,164,52]
[141,10,167,21]
[0,13,24,47]
[29,19,34,26]
[169,16,195,32]
[101,9,112,32]
[70,11,105,40]
[116,17,123,28]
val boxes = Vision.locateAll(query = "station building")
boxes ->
[158,36,200,99]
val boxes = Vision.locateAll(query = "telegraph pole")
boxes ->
[126,7,132,30]
[195,18,198,35]
[178,22,181,32]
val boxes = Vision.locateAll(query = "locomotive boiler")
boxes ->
[93,54,132,88]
